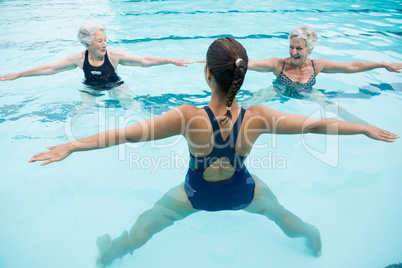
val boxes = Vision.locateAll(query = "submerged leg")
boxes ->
[108,84,142,111]
[243,175,322,257]
[96,183,197,267]
[78,89,98,111]
[308,89,371,125]
[63,91,97,138]
[242,86,281,107]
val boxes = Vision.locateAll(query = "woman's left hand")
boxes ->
[384,62,402,73]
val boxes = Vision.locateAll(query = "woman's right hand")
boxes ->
[29,143,74,166]
[0,74,18,81]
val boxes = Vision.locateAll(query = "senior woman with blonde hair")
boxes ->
[0,21,194,110]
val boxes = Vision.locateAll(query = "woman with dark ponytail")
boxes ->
[206,37,248,125]
[30,37,398,267]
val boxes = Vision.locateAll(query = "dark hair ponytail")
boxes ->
[206,37,248,126]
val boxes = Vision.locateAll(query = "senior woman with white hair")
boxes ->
[0,21,194,109]
[246,25,402,123]
[248,24,401,100]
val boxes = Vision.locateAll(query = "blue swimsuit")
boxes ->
[273,59,316,99]
[184,106,255,211]
[82,50,124,91]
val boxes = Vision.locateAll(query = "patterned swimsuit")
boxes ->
[272,59,316,99]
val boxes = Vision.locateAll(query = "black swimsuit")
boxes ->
[82,50,124,91]
[273,59,316,99]
[184,106,255,211]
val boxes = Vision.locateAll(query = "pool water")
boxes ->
[0,0,401,267]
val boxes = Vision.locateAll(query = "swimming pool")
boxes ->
[0,0,401,267]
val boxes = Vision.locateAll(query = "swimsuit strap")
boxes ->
[280,59,286,74]
[84,50,89,66]
[311,59,316,74]
[203,106,224,143]
[282,58,315,75]
[85,49,109,67]
[189,106,247,172]
[104,50,110,65]
[231,107,246,144]
[83,49,123,90]
[203,106,246,145]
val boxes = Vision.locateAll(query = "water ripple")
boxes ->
[120,8,402,17]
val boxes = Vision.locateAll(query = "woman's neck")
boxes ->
[209,90,238,112]
[88,50,104,62]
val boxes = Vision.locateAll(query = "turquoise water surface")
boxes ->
[0,0,401,267]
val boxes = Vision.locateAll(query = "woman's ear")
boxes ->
[205,66,213,81]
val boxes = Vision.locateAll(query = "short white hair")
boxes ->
[289,25,318,50]
[77,21,106,46]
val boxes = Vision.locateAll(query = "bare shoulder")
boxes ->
[246,105,280,116]
[272,57,285,64]
[108,49,144,66]
[268,57,285,67]
[106,49,122,61]
[56,51,85,68]
[312,58,335,73]
[176,105,205,119]
[64,51,83,61]
[107,49,124,57]
[108,49,139,59]
[274,58,286,72]
[269,58,285,75]
[244,105,282,127]
[255,57,283,66]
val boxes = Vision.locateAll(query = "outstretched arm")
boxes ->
[317,59,402,74]
[255,106,399,142]
[0,53,80,81]
[303,117,399,142]
[248,58,282,75]
[113,50,194,67]
[29,107,186,165]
